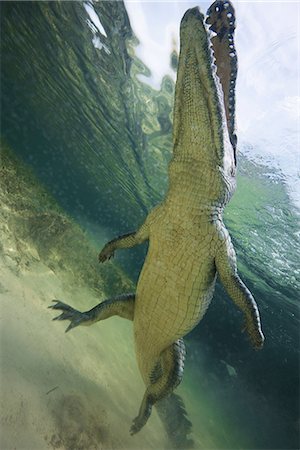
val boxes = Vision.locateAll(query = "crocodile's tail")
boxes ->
[156,392,194,449]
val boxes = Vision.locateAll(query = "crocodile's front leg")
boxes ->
[99,219,150,262]
[215,228,265,350]
[49,293,135,332]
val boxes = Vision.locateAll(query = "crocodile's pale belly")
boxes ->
[134,218,217,355]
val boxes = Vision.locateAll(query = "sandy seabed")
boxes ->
[0,146,167,449]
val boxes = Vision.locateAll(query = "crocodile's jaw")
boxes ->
[172,6,236,185]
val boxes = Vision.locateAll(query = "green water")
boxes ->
[1,1,299,449]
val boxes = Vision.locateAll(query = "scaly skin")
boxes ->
[50,0,264,440]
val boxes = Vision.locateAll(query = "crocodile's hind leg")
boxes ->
[49,293,135,332]
[130,339,186,435]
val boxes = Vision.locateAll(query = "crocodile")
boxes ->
[50,0,264,442]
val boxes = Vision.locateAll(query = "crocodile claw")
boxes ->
[98,243,115,263]
[241,318,265,350]
[130,417,142,436]
[129,404,152,435]
[49,300,89,332]
[49,300,75,311]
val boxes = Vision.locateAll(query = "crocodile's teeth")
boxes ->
[206,0,238,157]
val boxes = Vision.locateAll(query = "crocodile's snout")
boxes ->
[206,0,235,31]
[173,0,237,185]
[179,7,210,51]
[181,7,204,26]
[173,4,226,164]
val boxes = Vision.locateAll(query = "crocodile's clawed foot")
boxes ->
[130,416,145,436]
[250,330,265,351]
[129,396,152,435]
[98,244,114,263]
[49,300,90,332]
[242,319,265,351]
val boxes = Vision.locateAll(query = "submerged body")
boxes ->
[51,0,264,444]
[134,166,230,376]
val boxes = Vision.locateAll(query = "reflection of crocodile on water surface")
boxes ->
[50,0,264,444]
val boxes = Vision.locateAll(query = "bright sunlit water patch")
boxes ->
[84,2,111,54]
[84,1,107,37]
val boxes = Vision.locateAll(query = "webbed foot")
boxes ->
[49,300,90,332]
